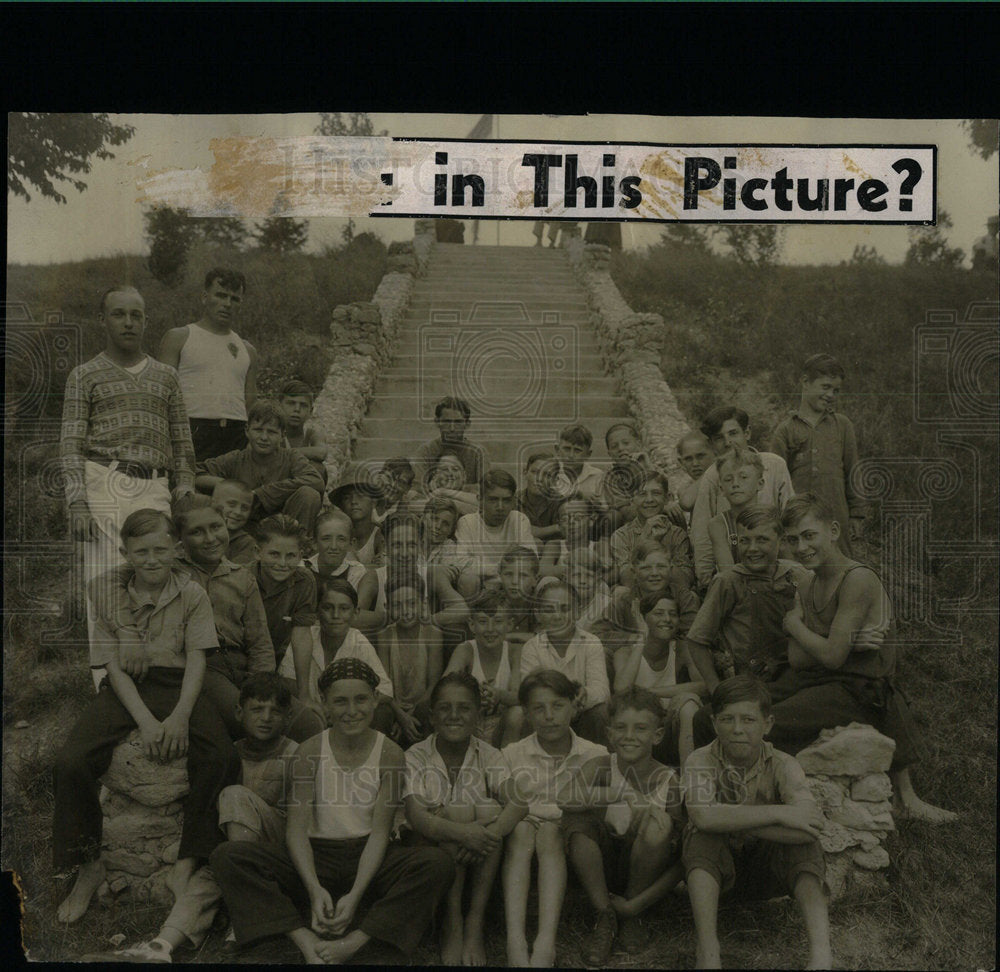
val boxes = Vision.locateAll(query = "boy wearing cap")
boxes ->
[331,466,386,568]
[210,658,455,965]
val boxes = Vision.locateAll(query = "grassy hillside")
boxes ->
[613,240,998,969]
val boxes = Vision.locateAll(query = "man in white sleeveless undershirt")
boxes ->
[159,267,259,462]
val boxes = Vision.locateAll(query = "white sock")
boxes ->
[150,938,174,954]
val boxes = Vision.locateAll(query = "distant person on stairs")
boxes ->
[415,396,490,489]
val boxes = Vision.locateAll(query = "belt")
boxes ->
[89,456,169,479]
[190,417,245,427]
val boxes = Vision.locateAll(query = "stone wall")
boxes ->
[97,729,188,905]
[565,238,691,482]
[311,262,416,485]
[412,219,436,276]
[798,722,894,901]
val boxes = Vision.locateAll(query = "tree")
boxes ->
[961,119,999,160]
[847,244,886,267]
[715,225,784,267]
[145,207,197,286]
[905,209,965,269]
[8,112,135,203]
[198,216,249,249]
[659,224,714,254]
[254,217,309,253]
[315,113,387,137]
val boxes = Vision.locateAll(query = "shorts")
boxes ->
[682,828,826,898]
[562,808,680,893]
[218,785,286,845]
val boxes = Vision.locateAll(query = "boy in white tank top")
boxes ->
[158,268,258,461]
[210,658,455,964]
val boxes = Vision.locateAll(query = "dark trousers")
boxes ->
[189,418,247,463]
[210,836,455,954]
[203,658,325,743]
[52,668,239,870]
[765,667,920,771]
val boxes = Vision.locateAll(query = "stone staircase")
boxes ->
[353,243,629,474]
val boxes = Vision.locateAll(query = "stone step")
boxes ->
[359,407,630,438]
[382,354,606,373]
[390,333,603,353]
[352,437,621,466]
[364,394,629,420]
[362,374,619,395]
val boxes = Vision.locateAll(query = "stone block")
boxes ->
[352,304,381,325]
[851,773,893,803]
[830,798,895,832]
[852,846,890,870]
[795,723,895,776]
[160,839,180,864]
[825,851,887,901]
[807,777,846,810]
[818,821,859,854]
[102,730,188,807]
[103,848,160,877]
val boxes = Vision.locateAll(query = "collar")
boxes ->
[730,559,798,582]
[428,733,483,773]
[257,564,304,595]
[527,727,584,760]
[126,568,188,607]
[308,553,363,574]
[708,737,775,781]
[790,408,833,427]
[181,554,240,578]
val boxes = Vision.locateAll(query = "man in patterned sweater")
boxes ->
[60,285,196,687]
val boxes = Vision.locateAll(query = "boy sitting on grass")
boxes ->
[277,379,330,488]
[99,673,297,962]
[54,509,239,926]
[552,423,604,502]
[211,479,257,565]
[683,675,831,971]
[403,672,529,966]
[210,659,455,965]
[701,448,765,588]
[196,400,324,535]
[558,687,687,965]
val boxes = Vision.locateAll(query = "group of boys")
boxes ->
[53,272,955,967]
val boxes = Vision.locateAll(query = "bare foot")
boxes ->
[462,925,488,966]
[57,860,105,924]
[806,957,834,971]
[314,931,367,964]
[529,936,556,968]
[894,794,958,824]
[441,920,464,966]
[507,938,530,967]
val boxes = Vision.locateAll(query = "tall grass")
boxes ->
[614,239,998,969]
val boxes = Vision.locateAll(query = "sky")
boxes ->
[6,113,997,266]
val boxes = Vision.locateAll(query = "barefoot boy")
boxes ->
[675,431,713,515]
[210,658,455,965]
[772,494,956,823]
[558,687,687,965]
[403,672,529,966]
[53,509,238,925]
[99,673,297,961]
[277,379,330,488]
[683,675,832,971]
